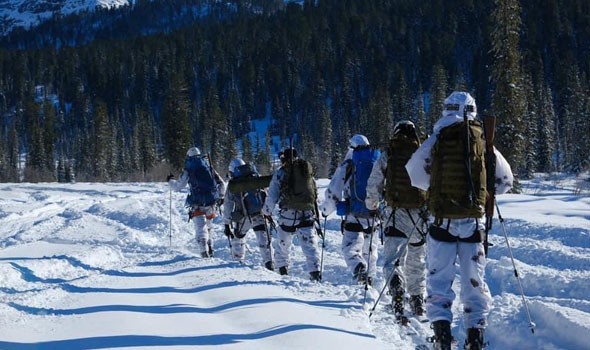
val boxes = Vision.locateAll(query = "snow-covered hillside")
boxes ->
[0,0,130,36]
[0,175,589,349]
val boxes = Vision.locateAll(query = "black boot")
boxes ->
[207,241,214,257]
[353,262,366,282]
[309,271,322,282]
[388,275,405,318]
[431,320,453,350]
[264,261,274,271]
[278,266,288,275]
[410,294,425,316]
[464,328,485,350]
[388,274,403,296]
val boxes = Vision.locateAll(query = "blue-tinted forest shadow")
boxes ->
[5,258,237,286]
[8,294,359,316]
[0,323,375,349]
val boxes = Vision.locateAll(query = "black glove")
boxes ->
[217,197,224,206]
[368,209,378,217]
[316,226,325,240]
[166,173,175,182]
[224,224,234,238]
[419,208,430,222]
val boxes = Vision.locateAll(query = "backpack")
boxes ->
[385,131,426,208]
[280,159,317,210]
[429,120,487,219]
[228,164,266,221]
[345,147,381,218]
[184,155,217,207]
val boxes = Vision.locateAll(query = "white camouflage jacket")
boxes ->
[405,114,514,238]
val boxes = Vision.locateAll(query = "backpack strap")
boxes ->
[343,159,353,183]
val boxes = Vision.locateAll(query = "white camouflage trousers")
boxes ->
[273,209,321,274]
[191,206,216,255]
[425,234,492,329]
[229,215,273,265]
[382,236,426,295]
[341,216,378,279]
[381,207,426,296]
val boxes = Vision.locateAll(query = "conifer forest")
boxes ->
[0,0,588,183]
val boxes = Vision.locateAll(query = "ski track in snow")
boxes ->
[0,177,589,350]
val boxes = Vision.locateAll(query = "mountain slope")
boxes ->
[0,0,130,36]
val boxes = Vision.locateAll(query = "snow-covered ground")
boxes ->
[1,175,589,349]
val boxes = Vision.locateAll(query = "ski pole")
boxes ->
[263,216,276,268]
[169,186,173,247]
[495,202,536,334]
[363,216,377,305]
[264,218,272,250]
[369,216,419,318]
[320,216,327,277]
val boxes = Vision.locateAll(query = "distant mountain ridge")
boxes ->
[0,0,300,49]
[0,0,130,36]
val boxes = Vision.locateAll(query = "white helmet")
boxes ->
[186,147,201,157]
[229,158,246,174]
[443,91,477,119]
[349,134,370,149]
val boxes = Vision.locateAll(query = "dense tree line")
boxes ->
[0,0,588,183]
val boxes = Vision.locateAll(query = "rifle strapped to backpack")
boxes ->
[483,114,497,254]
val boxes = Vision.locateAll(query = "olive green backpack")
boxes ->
[280,159,317,211]
[429,120,487,219]
[385,132,426,209]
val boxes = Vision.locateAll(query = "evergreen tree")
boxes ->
[136,108,158,177]
[161,74,192,171]
[91,99,112,181]
[254,131,272,175]
[391,70,413,126]
[241,135,253,163]
[536,82,557,173]
[490,0,527,179]
[559,64,588,173]
[522,73,537,178]
[8,124,20,182]
[414,89,428,140]
[316,106,333,178]
[428,64,448,132]
[365,85,393,149]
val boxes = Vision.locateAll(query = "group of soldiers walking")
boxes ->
[168,91,514,350]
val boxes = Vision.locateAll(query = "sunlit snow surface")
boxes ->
[1,174,589,349]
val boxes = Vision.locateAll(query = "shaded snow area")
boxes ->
[1,176,589,350]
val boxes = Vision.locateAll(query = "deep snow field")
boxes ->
[1,174,589,349]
